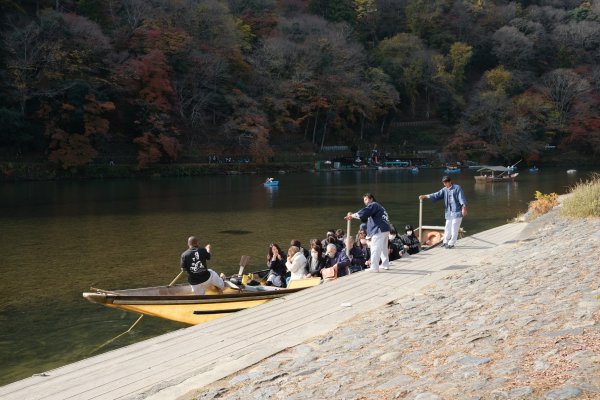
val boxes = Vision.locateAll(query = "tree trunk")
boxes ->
[360,114,365,140]
[425,86,430,119]
[320,118,328,151]
[304,118,310,140]
[312,108,319,144]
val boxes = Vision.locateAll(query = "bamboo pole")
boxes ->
[346,217,351,257]
[418,199,423,243]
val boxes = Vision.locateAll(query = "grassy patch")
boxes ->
[561,173,600,218]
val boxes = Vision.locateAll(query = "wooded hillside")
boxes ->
[1,0,599,170]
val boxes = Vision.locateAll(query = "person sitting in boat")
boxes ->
[320,230,335,249]
[305,242,326,278]
[266,243,287,287]
[323,243,351,278]
[335,228,346,246]
[180,236,225,295]
[345,235,367,273]
[387,226,404,261]
[285,246,308,285]
[290,239,310,259]
[321,233,343,254]
[399,224,421,255]
[266,177,274,183]
[355,223,367,243]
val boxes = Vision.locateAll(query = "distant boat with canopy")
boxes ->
[474,166,519,183]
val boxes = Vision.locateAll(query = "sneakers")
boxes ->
[441,243,448,248]
[382,266,390,270]
[446,245,455,249]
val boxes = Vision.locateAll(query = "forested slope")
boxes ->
[1,0,599,171]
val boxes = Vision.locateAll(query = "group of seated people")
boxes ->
[264,224,421,288]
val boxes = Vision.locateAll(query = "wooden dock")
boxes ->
[0,222,527,400]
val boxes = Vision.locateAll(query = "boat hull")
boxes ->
[475,173,518,183]
[83,279,320,325]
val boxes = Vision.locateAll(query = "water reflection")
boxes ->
[264,185,279,207]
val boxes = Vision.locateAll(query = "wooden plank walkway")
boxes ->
[0,222,528,400]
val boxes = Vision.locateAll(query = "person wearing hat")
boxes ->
[180,236,225,294]
[345,192,391,272]
[418,176,467,249]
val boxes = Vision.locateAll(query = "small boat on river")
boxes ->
[83,277,321,325]
[474,166,519,183]
[443,165,461,174]
[263,178,279,187]
[377,160,411,170]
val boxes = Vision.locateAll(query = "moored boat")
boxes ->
[83,278,321,325]
[474,166,519,183]
[377,160,411,170]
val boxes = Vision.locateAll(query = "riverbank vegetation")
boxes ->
[561,173,600,218]
[1,1,600,178]
[528,191,559,219]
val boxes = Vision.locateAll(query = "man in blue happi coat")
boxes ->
[419,176,468,249]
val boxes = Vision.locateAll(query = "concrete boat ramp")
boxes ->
[0,222,527,400]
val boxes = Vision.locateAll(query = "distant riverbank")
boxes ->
[1,157,599,181]
[192,202,600,399]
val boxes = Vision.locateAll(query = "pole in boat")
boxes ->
[346,216,351,257]
[168,270,184,287]
[418,199,423,244]
[91,269,184,354]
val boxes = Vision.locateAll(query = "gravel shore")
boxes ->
[193,208,600,400]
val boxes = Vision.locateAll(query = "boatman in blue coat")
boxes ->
[345,193,391,272]
[419,175,468,249]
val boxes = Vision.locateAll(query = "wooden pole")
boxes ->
[168,271,184,287]
[418,199,423,243]
[346,217,351,257]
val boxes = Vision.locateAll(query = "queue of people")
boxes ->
[181,177,467,293]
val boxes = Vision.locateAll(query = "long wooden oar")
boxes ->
[90,269,183,354]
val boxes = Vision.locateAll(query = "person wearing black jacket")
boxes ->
[399,225,421,255]
[180,236,225,295]
[266,243,287,287]
[306,242,326,277]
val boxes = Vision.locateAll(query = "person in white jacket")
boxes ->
[285,246,307,284]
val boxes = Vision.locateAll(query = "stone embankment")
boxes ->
[193,209,600,399]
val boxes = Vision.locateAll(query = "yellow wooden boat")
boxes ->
[83,277,321,325]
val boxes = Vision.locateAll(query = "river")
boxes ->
[0,167,594,386]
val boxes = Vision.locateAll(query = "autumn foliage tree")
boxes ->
[41,94,115,169]
[117,49,181,168]
[2,0,600,172]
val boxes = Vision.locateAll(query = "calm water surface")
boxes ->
[0,167,595,385]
